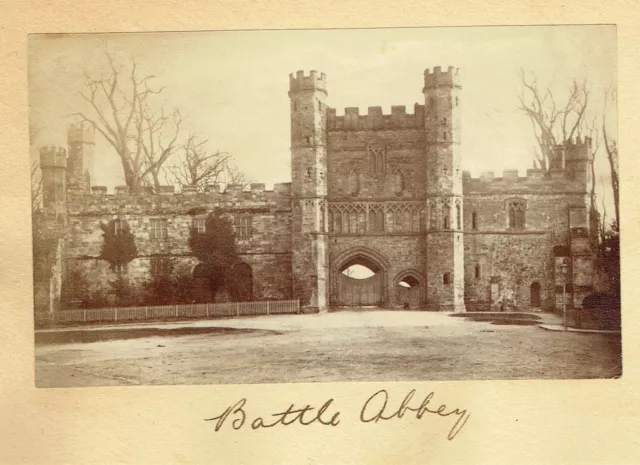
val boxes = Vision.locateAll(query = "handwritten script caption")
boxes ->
[204,389,470,441]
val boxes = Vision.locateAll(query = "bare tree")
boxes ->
[518,70,589,171]
[30,124,43,212]
[603,88,619,229]
[223,162,252,191]
[31,161,42,212]
[169,134,230,190]
[72,46,166,194]
[583,116,601,250]
[598,174,609,247]
[138,107,183,189]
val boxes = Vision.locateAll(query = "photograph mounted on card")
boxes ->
[29,26,620,388]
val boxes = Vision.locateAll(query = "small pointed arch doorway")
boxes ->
[228,262,254,301]
[394,270,425,309]
[530,281,541,308]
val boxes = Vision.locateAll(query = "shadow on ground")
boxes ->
[450,312,542,326]
[36,326,282,345]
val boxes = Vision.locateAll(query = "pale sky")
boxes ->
[29,26,616,191]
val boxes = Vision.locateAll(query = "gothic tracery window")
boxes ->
[369,147,386,175]
[507,199,527,230]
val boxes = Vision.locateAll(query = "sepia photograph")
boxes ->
[30,26,621,388]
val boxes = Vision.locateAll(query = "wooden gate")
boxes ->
[338,273,382,307]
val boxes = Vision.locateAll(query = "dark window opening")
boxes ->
[475,264,481,279]
[234,216,253,239]
[471,212,478,230]
[151,257,172,276]
[114,218,123,236]
[192,217,206,233]
[443,273,451,285]
[508,200,526,230]
[150,218,168,240]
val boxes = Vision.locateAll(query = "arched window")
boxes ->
[369,147,386,175]
[471,212,478,230]
[348,170,359,196]
[530,282,541,308]
[475,264,481,280]
[443,273,451,285]
[456,204,461,230]
[377,152,384,173]
[443,214,449,230]
[507,199,527,229]
[393,171,403,196]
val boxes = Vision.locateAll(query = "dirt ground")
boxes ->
[35,310,622,387]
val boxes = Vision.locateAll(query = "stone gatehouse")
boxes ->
[36,66,595,313]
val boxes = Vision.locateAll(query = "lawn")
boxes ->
[35,310,622,387]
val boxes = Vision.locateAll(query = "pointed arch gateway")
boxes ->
[330,247,389,308]
[394,270,425,309]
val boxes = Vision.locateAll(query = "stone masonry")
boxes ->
[36,66,595,314]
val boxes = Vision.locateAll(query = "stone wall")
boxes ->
[62,187,293,306]
[40,68,596,314]
[327,129,426,199]
[462,175,591,311]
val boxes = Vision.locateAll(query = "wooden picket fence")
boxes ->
[35,299,300,326]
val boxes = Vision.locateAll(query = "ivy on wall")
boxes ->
[99,219,138,272]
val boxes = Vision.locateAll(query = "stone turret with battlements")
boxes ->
[424,66,466,312]
[66,121,95,192]
[39,146,68,225]
[289,70,329,312]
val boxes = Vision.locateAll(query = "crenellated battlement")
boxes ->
[462,167,586,194]
[424,66,461,89]
[67,182,293,215]
[67,121,95,143]
[327,103,425,131]
[564,136,593,161]
[289,70,327,94]
[39,146,68,168]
